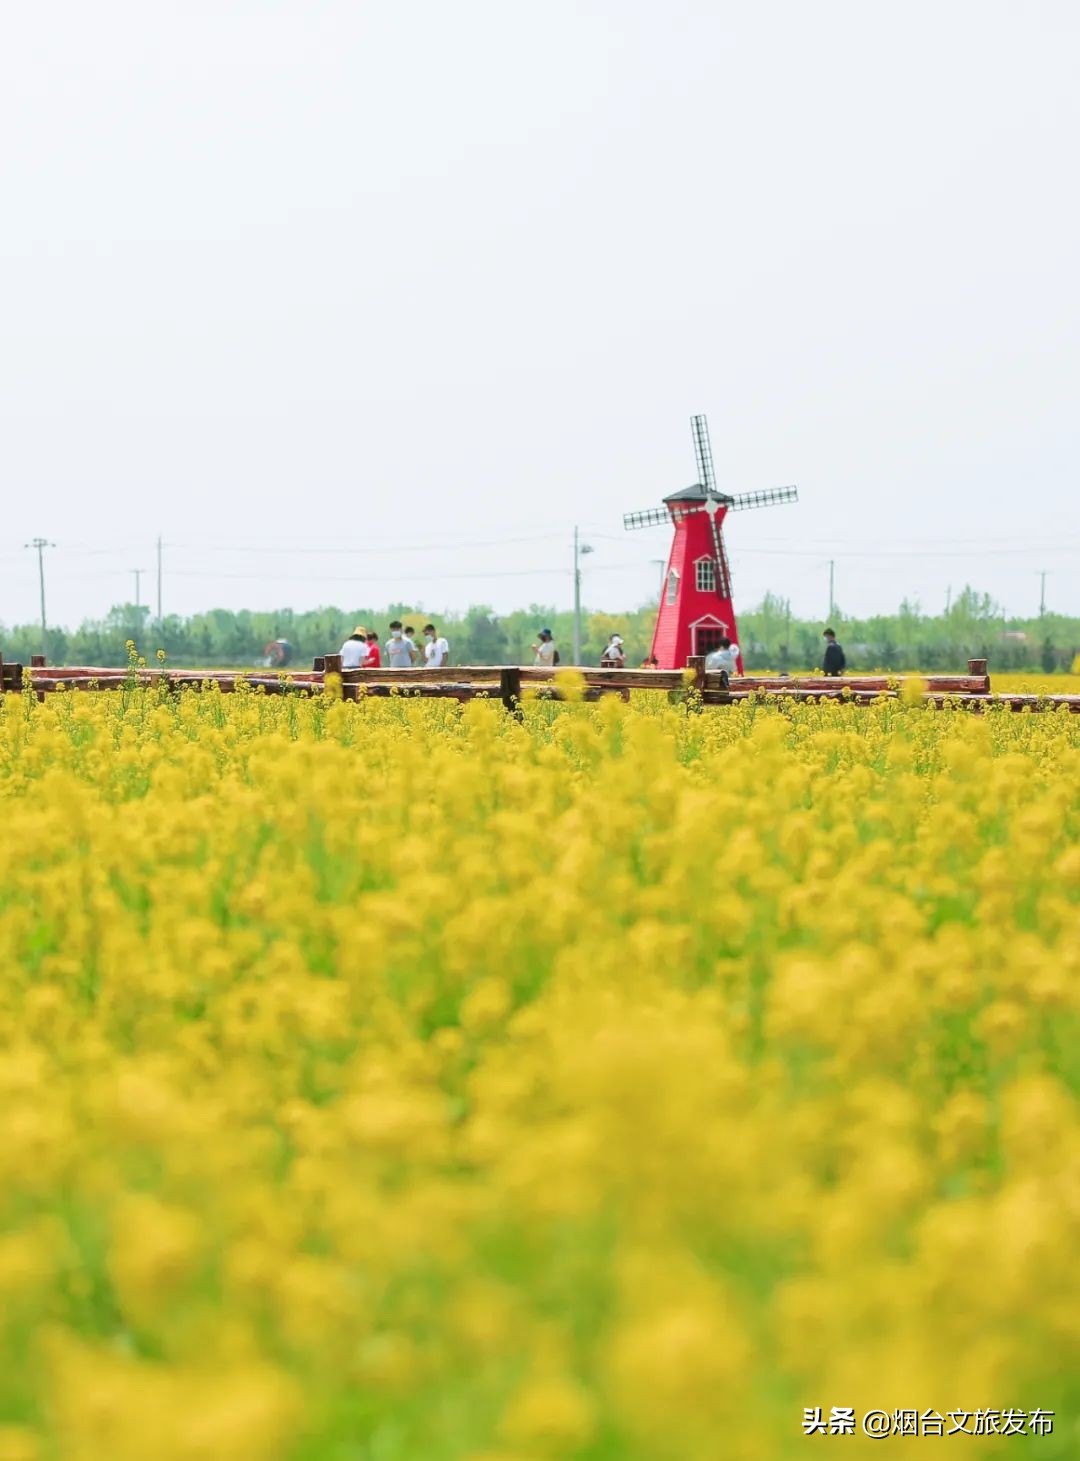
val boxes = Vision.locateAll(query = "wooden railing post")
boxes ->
[499,666,522,719]
[30,653,46,703]
[312,656,326,673]
[968,658,989,692]
[323,653,343,697]
[687,655,706,695]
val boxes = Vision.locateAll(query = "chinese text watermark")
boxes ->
[802,1407,1054,1438]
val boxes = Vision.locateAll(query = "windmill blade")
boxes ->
[707,513,733,599]
[691,415,717,494]
[623,507,672,530]
[727,485,798,512]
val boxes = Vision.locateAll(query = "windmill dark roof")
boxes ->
[663,483,734,506]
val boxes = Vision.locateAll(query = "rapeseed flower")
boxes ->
[0,685,1076,1458]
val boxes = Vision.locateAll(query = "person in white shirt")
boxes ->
[423,623,449,668]
[705,637,740,678]
[600,633,625,668]
[531,628,557,667]
[339,626,370,670]
[385,620,417,669]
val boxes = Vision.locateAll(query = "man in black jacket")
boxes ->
[822,628,846,676]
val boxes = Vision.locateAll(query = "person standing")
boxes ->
[531,628,558,667]
[600,633,625,668]
[423,623,450,668]
[365,632,382,668]
[822,628,846,676]
[705,636,739,675]
[705,636,739,688]
[339,626,370,669]
[404,627,420,665]
[385,621,416,669]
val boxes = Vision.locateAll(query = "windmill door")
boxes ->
[691,618,727,658]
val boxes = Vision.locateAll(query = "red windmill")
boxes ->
[624,415,797,670]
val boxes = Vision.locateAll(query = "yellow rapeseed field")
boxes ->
[0,683,1077,1460]
[992,673,1080,694]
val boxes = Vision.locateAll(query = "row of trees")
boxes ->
[739,589,1080,673]
[2,588,1078,672]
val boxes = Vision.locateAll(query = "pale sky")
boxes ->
[1,0,1077,631]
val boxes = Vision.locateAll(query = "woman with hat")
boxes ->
[600,633,625,668]
[531,628,558,668]
[339,626,371,669]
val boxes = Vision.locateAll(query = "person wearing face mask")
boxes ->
[385,620,417,669]
[423,623,450,668]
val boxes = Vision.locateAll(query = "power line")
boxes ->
[160,532,572,556]
[599,525,1080,551]
[8,531,1080,563]
[167,566,581,584]
[733,545,1080,559]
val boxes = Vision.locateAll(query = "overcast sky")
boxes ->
[1,0,1077,631]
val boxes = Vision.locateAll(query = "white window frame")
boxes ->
[694,556,716,593]
[666,568,680,604]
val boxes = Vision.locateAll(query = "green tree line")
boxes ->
[1,586,1077,672]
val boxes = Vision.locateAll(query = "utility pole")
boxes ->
[1039,570,1047,617]
[25,538,55,661]
[828,559,835,622]
[133,569,144,609]
[156,535,163,626]
[782,597,791,675]
[572,526,593,665]
[945,584,952,614]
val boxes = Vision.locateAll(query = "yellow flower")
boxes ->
[0,684,1074,1456]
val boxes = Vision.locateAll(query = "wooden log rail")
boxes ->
[2,653,1077,711]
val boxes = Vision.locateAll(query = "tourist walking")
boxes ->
[705,635,739,688]
[423,624,450,668]
[705,636,739,676]
[386,621,417,669]
[600,633,625,668]
[365,632,382,668]
[340,626,370,669]
[531,628,558,667]
[822,628,846,676]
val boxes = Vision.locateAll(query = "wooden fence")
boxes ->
[1,652,1078,712]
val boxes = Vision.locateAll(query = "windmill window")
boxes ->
[695,558,717,592]
[666,569,679,604]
